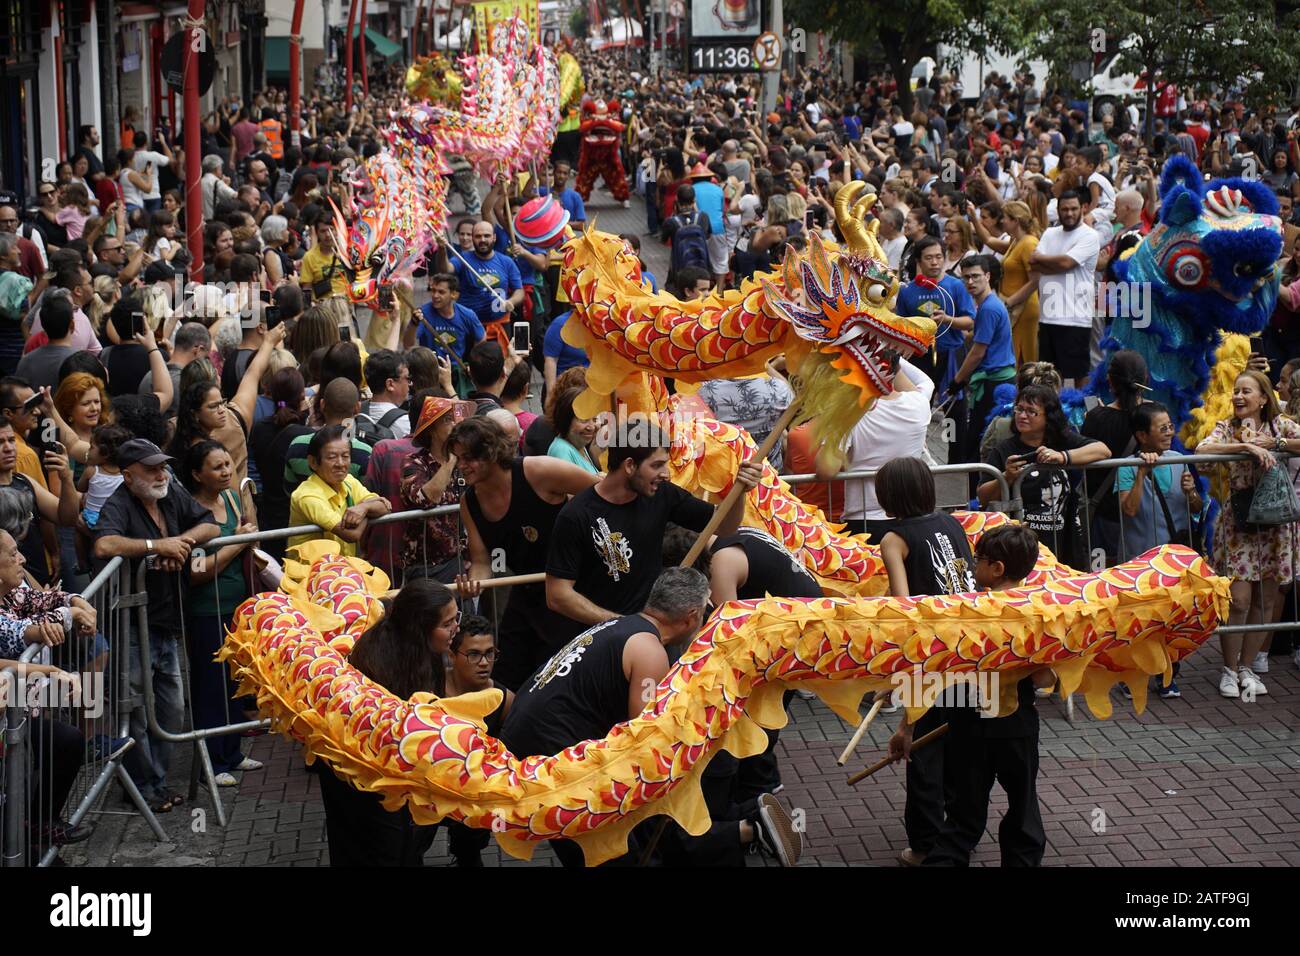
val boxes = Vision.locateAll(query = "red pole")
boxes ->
[359,0,369,98]
[289,0,305,148]
[53,1,68,159]
[345,0,358,113]
[413,0,424,57]
[184,0,204,276]
[426,0,438,55]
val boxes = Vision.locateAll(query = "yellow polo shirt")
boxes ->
[299,246,349,299]
[15,436,49,491]
[287,472,377,556]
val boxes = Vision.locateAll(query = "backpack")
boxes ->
[670,211,710,279]
[353,402,407,447]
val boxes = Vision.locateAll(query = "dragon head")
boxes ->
[1130,154,1282,338]
[760,182,934,405]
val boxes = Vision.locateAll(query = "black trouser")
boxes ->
[491,585,570,692]
[733,689,796,801]
[316,763,438,866]
[903,706,950,857]
[551,820,655,868]
[29,718,85,825]
[957,384,1002,494]
[658,750,757,867]
[445,820,491,865]
[923,721,1045,867]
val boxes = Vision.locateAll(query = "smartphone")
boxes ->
[338,324,351,342]
[301,287,313,307]
[259,288,273,306]
[21,392,43,414]
[512,321,530,354]
[377,284,395,312]
[131,310,146,336]
[805,208,815,229]
[265,305,282,329]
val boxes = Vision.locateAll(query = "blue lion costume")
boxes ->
[1086,155,1284,431]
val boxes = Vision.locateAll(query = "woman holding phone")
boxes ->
[978,384,1111,568]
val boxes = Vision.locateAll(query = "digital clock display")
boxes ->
[688,42,758,73]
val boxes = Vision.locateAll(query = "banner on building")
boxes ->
[473,1,541,48]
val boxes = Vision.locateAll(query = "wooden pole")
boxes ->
[836,692,886,766]
[344,0,358,114]
[847,723,949,786]
[677,396,803,569]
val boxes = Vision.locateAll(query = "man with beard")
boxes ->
[436,220,524,353]
[545,417,761,640]
[449,415,599,690]
[1006,190,1101,389]
[92,439,220,812]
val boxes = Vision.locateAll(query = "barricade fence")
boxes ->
[11,453,1295,863]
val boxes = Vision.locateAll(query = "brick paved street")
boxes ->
[72,190,1300,868]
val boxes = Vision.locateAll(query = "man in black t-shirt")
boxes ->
[545,418,762,639]
[501,567,802,867]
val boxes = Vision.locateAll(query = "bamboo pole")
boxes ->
[836,692,886,766]
[846,724,949,786]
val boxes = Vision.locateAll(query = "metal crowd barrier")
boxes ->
[3,558,165,867]
[133,502,467,827]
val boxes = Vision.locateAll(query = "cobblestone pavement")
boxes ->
[71,190,1300,867]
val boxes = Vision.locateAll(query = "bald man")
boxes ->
[1098,189,1148,279]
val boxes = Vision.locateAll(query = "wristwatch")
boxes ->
[1276,437,1285,452]
[145,539,154,554]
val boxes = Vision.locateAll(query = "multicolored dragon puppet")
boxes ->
[575,98,630,203]
[1089,154,1283,446]
[328,17,559,310]
[224,176,1231,865]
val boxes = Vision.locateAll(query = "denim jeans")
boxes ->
[124,627,184,801]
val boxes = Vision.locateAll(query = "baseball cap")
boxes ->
[116,439,174,468]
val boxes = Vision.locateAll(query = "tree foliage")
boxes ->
[1021,0,1300,111]
[568,5,589,39]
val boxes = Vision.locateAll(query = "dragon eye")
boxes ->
[1234,261,1259,278]
[865,282,888,304]
[1165,247,1210,289]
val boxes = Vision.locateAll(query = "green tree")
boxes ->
[569,5,590,38]
[782,0,1034,115]
[1022,0,1300,141]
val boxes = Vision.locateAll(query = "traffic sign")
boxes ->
[753,31,781,71]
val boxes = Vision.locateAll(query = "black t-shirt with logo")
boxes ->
[885,510,977,598]
[547,481,714,621]
[710,527,822,600]
[985,432,1093,568]
[499,613,657,759]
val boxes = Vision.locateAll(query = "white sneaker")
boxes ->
[1252,652,1270,674]
[1237,668,1268,697]
[235,756,264,771]
[214,772,238,787]
[1219,667,1240,698]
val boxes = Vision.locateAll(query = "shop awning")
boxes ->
[264,36,290,77]
[349,24,404,61]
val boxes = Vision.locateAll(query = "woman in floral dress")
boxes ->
[1196,369,1300,700]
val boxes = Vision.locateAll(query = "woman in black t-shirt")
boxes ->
[248,368,310,562]
[978,384,1111,569]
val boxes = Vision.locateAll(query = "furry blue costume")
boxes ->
[1087,155,1284,430]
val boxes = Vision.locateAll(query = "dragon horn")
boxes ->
[835,181,888,261]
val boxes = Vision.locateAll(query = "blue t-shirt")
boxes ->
[451,250,522,327]
[416,301,485,358]
[538,185,586,223]
[971,294,1016,372]
[543,311,590,375]
[692,181,725,235]
[843,115,863,142]
[492,224,541,287]
[896,275,976,391]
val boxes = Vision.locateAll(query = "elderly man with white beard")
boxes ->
[93,438,219,813]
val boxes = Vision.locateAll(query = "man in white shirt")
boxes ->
[200,156,238,221]
[814,358,933,540]
[1005,191,1100,388]
[360,350,412,439]
[130,131,172,213]
[878,207,907,271]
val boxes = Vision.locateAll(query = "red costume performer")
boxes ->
[576,99,630,203]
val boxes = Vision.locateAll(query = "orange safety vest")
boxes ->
[259,118,284,159]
